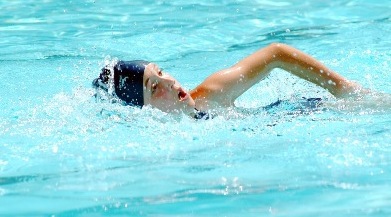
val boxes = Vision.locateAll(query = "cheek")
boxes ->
[154,88,171,100]
[150,88,179,111]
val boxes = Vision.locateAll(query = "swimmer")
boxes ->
[93,43,384,118]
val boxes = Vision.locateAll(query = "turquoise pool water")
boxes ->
[1,0,391,216]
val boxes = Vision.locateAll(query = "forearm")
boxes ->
[272,43,359,98]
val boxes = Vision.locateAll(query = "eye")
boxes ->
[157,69,163,76]
[151,81,158,94]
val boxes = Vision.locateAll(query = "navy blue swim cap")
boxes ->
[93,60,150,107]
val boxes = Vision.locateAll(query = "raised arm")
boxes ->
[191,43,362,107]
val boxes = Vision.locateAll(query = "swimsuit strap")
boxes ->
[193,108,212,120]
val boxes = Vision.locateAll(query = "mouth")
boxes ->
[178,88,188,101]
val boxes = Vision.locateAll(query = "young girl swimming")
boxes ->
[93,43,376,118]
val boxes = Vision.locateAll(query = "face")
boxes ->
[143,63,196,113]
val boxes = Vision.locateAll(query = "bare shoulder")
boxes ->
[189,68,238,109]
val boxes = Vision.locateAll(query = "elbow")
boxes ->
[265,43,294,65]
[267,42,288,55]
[268,42,286,47]
[263,43,288,67]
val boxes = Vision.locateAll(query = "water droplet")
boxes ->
[52,145,58,153]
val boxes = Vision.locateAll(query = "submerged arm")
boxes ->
[192,43,361,106]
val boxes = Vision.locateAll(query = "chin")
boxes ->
[161,104,194,114]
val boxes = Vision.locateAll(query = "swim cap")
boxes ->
[93,60,149,107]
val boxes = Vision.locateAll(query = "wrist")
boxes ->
[336,81,369,98]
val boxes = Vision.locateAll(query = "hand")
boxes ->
[338,81,370,99]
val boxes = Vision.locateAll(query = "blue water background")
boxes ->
[1,0,391,216]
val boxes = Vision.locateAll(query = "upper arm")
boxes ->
[191,44,280,105]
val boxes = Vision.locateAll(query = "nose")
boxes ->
[158,75,175,88]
